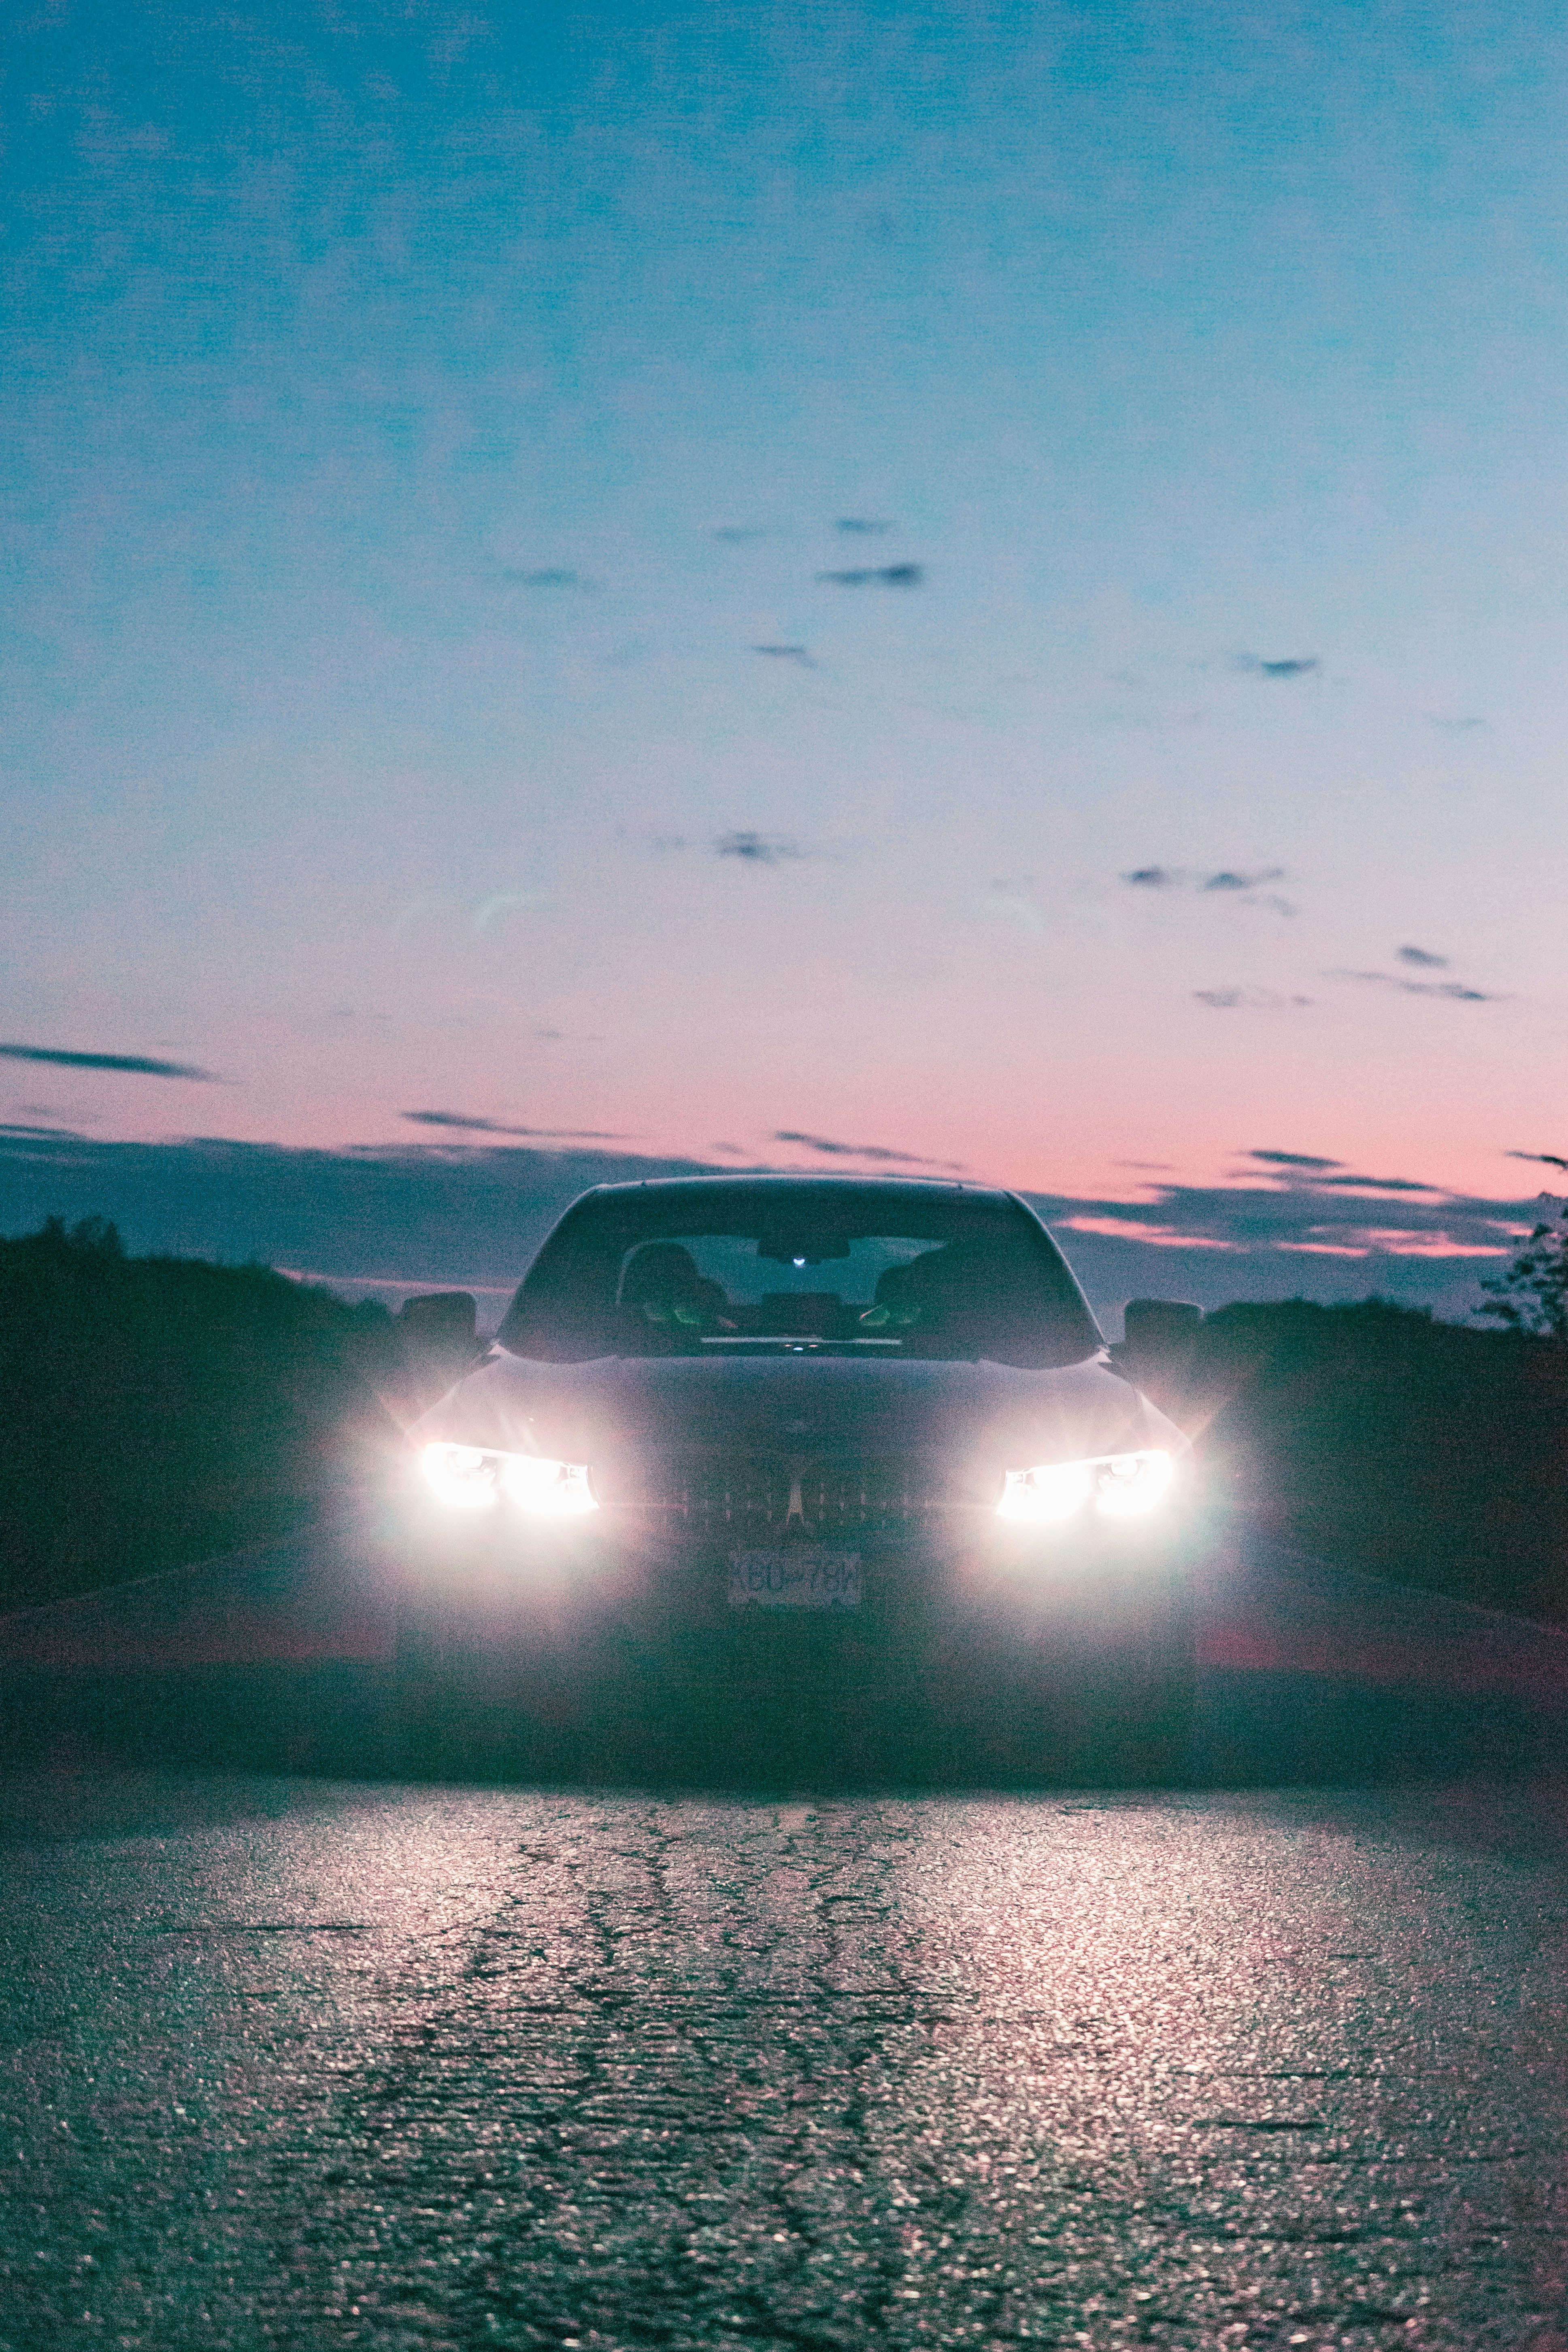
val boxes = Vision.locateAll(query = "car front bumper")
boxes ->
[391,1483,1204,1657]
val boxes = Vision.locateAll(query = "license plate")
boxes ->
[728,1549,863,1609]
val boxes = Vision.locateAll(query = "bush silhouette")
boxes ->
[0,1219,400,1610]
[1164,1297,1568,1620]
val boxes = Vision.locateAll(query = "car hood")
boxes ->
[409,1346,1183,1476]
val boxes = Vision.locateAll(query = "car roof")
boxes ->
[575,1173,1017,1210]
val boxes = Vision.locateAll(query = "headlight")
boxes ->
[500,1454,597,1517]
[421,1442,598,1518]
[997,1448,1173,1526]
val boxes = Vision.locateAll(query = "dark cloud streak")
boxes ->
[402,1112,630,1140]
[1202,867,1285,892]
[713,832,813,864]
[622,830,828,864]
[1234,653,1320,678]
[772,1131,966,1170]
[0,1043,222,1080]
[816,564,923,587]
[1194,988,1312,1010]
[1319,1173,1442,1193]
[1329,970,1500,1003]
[1122,866,1288,896]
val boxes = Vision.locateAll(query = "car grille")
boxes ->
[638,1453,957,1539]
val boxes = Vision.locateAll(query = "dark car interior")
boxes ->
[500,1184,1102,1369]
[616,1235,1030,1344]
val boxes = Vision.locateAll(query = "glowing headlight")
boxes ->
[1094,1450,1175,1518]
[996,1458,1094,1523]
[421,1443,598,1518]
[422,1443,501,1510]
[500,1455,597,1518]
[997,1448,1173,1526]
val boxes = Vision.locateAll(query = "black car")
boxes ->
[402,1175,1203,1780]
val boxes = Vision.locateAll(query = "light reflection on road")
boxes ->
[1,1775,1566,2348]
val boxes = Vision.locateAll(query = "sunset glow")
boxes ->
[5,2,1564,1318]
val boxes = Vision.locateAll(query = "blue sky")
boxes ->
[4,0,1566,1295]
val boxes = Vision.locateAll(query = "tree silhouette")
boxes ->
[0,1218,399,1607]
[1479,1154,1568,1341]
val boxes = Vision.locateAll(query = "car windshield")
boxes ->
[498,1186,1100,1367]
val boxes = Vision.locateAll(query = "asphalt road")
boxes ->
[4,1771,1568,2351]
[4,1519,1568,2347]
[2,1505,1566,1783]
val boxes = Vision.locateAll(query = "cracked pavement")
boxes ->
[3,1774,1568,2348]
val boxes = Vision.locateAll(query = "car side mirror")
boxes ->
[1122,1298,1202,1358]
[1118,1300,1202,1404]
[397,1291,479,1384]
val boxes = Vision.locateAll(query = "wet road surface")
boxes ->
[4,1771,1568,2350]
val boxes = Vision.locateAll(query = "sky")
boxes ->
[4,0,1566,1308]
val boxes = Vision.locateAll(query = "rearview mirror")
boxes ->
[755,1229,853,1264]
